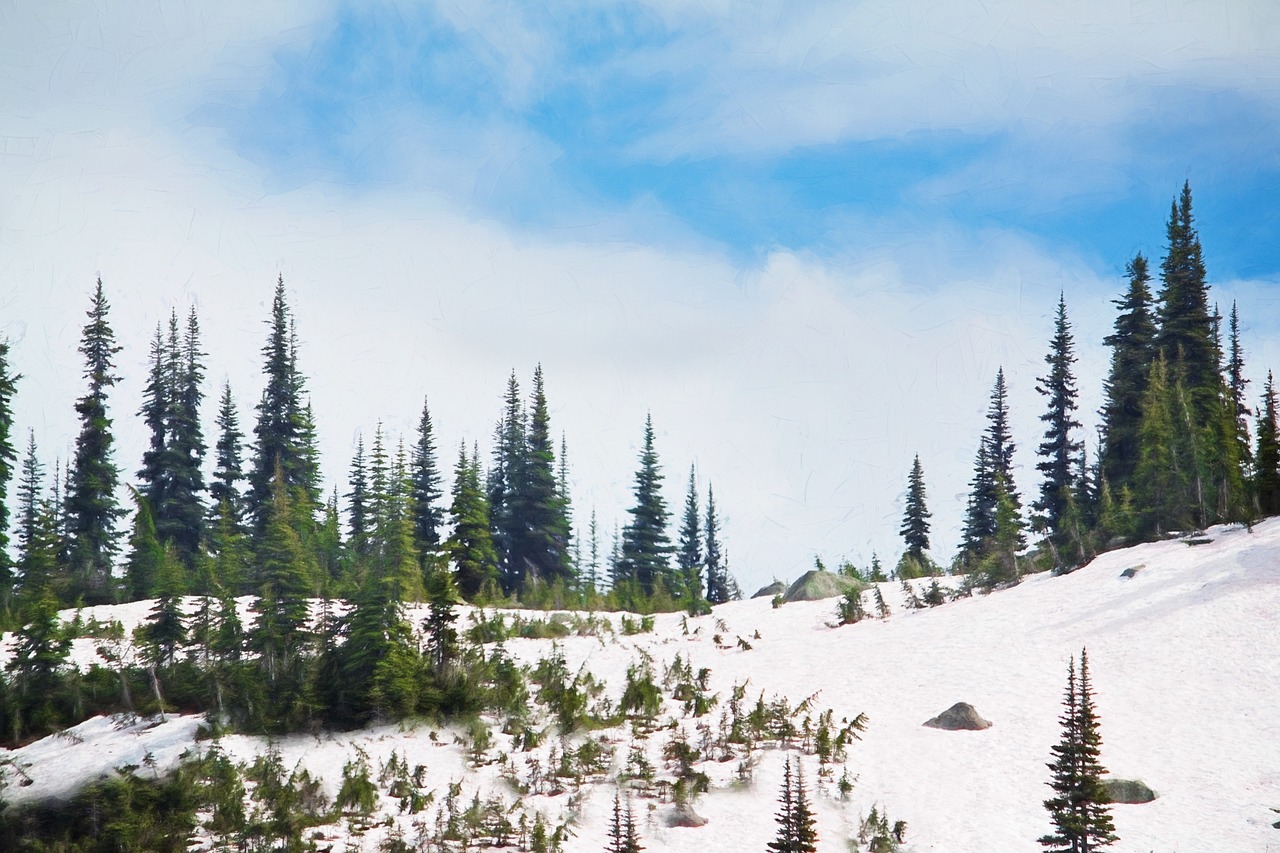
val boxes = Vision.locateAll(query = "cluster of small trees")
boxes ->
[896,183,1279,582]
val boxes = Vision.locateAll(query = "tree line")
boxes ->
[893,182,1279,585]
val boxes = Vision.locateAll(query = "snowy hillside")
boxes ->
[3,521,1279,852]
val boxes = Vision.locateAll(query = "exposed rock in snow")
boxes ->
[752,581,786,599]
[922,702,992,731]
[781,570,860,602]
[1102,778,1158,803]
[668,802,709,827]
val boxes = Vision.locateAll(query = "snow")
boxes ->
[2,520,1279,851]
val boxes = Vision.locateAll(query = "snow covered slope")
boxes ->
[3,520,1278,851]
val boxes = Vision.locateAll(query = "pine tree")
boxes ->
[1226,302,1252,472]
[618,415,674,597]
[124,487,166,601]
[704,485,727,605]
[768,757,817,853]
[347,435,371,559]
[210,382,246,527]
[411,396,445,559]
[246,276,313,531]
[585,507,602,591]
[1100,254,1157,495]
[423,564,460,675]
[959,442,997,563]
[899,455,931,562]
[508,366,571,592]
[15,433,46,599]
[1034,295,1083,546]
[160,306,207,565]
[1040,649,1118,852]
[0,340,19,622]
[447,443,499,599]
[66,278,125,604]
[489,371,526,593]
[1256,373,1280,516]
[677,465,704,606]
[1133,355,1188,536]
[1155,182,1217,402]
[607,791,643,853]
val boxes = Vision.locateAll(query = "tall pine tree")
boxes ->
[899,455,931,563]
[0,340,19,622]
[67,278,125,604]
[411,396,445,560]
[508,366,571,592]
[1034,295,1083,546]
[677,465,703,606]
[704,486,728,605]
[1100,254,1157,496]
[1256,372,1280,516]
[617,415,673,598]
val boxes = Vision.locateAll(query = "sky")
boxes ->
[2,0,1280,592]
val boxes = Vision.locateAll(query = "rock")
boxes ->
[923,702,992,731]
[667,803,708,827]
[782,570,862,603]
[1120,565,1142,579]
[1102,778,1157,804]
[752,581,787,599]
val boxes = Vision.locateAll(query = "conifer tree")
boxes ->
[0,340,19,622]
[677,465,704,605]
[1034,295,1083,546]
[423,564,460,675]
[618,415,673,597]
[347,435,371,559]
[411,396,445,559]
[124,487,166,601]
[1256,373,1280,516]
[1155,182,1217,402]
[607,792,643,853]
[1040,649,1117,853]
[16,433,46,599]
[246,276,313,530]
[899,455,931,562]
[960,368,1023,564]
[1100,254,1157,496]
[768,757,817,853]
[1226,302,1252,473]
[509,366,572,591]
[159,306,207,565]
[210,382,246,527]
[704,485,728,605]
[959,443,997,563]
[584,507,602,591]
[489,371,526,592]
[447,443,499,598]
[67,278,125,604]
[1133,356,1187,536]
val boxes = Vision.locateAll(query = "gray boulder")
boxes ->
[923,702,992,731]
[1102,778,1157,804]
[667,803,708,827]
[752,581,787,599]
[782,570,862,603]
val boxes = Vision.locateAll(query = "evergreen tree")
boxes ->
[347,435,371,559]
[618,415,674,597]
[704,485,728,605]
[447,443,499,599]
[607,792,643,853]
[1155,182,1216,402]
[508,366,571,592]
[152,308,207,567]
[1226,302,1252,472]
[489,371,526,592]
[67,278,125,604]
[1100,254,1158,494]
[15,433,48,601]
[1034,295,1083,545]
[959,442,996,563]
[423,564,460,676]
[1040,649,1118,853]
[6,587,72,740]
[124,487,166,601]
[0,340,19,622]
[768,757,817,853]
[1133,356,1188,536]
[210,382,246,527]
[960,368,1023,564]
[246,276,312,530]
[585,507,602,590]
[411,396,445,558]
[986,368,1022,512]
[677,465,704,605]
[1256,373,1280,516]
[899,455,931,562]
[137,325,169,520]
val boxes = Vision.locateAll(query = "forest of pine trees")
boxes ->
[0,267,747,742]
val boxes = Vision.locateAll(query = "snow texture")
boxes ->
[1,520,1278,851]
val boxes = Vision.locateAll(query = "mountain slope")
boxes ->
[3,520,1278,851]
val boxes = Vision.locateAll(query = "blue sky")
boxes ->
[4,0,1280,586]
[210,1,1280,275]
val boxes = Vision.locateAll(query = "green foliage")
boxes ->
[0,339,19,624]
[899,455,931,561]
[768,756,817,853]
[857,805,908,852]
[335,751,379,816]
[617,415,674,597]
[836,587,866,625]
[619,656,663,722]
[1040,649,1118,853]
[1033,295,1083,543]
